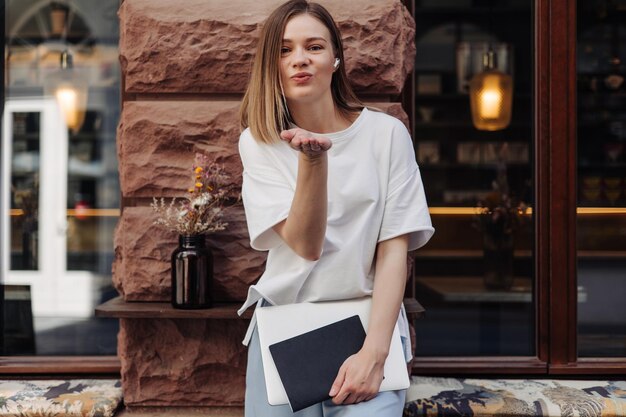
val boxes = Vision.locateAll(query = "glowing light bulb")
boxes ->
[469,50,513,131]
[43,51,88,133]
[479,89,503,119]
[55,87,80,129]
[470,71,512,131]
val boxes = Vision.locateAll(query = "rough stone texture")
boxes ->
[117,407,244,416]
[112,206,264,302]
[114,0,416,409]
[117,101,242,198]
[118,100,409,199]
[114,101,408,302]
[119,0,415,94]
[118,318,249,406]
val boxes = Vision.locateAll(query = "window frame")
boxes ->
[1,0,625,377]
[405,0,626,376]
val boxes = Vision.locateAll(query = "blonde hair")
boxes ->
[240,0,364,144]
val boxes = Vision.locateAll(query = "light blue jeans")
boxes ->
[244,320,407,417]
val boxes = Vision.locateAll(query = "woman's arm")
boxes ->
[272,128,332,261]
[329,234,409,404]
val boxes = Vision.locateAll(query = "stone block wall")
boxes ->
[115,0,415,407]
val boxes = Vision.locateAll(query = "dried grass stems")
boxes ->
[151,153,241,236]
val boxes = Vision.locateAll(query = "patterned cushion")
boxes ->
[0,379,122,417]
[404,377,626,417]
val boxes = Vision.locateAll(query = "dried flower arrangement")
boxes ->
[473,162,529,249]
[151,153,240,236]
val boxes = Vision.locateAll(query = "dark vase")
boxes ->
[483,234,514,290]
[171,235,213,309]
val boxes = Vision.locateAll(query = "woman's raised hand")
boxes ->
[280,128,332,158]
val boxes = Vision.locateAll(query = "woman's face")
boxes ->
[279,14,336,106]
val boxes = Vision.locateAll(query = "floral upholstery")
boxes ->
[404,377,626,417]
[0,379,122,417]
[3,376,626,416]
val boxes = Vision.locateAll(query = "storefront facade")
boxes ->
[1,0,625,409]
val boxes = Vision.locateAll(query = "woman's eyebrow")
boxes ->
[282,37,328,43]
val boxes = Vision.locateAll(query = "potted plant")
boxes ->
[473,161,528,290]
[151,153,239,309]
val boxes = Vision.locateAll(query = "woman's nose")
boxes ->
[292,47,308,66]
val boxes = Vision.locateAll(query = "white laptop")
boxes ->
[255,297,410,406]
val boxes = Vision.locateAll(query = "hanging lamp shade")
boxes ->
[44,50,88,133]
[469,51,513,131]
[49,2,69,37]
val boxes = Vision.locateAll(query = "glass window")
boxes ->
[577,0,626,358]
[2,0,120,355]
[412,0,535,356]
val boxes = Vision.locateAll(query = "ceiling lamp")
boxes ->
[44,50,88,133]
[469,49,513,131]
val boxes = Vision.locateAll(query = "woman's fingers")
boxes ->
[307,136,332,151]
[333,389,352,405]
[280,128,332,155]
[280,128,306,145]
[365,392,378,402]
[279,128,297,141]
[329,363,347,397]
[319,139,332,151]
[300,138,331,156]
[328,348,385,405]
[330,358,358,405]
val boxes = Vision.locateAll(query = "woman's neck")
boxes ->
[287,95,355,134]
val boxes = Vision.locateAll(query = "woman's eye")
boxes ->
[281,47,290,54]
[309,45,323,51]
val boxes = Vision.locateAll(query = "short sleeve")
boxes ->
[378,122,435,251]
[239,130,294,251]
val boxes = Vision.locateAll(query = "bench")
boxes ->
[4,376,626,417]
[0,379,122,417]
[404,376,626,416]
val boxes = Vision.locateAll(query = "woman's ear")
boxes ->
[333,57,340,70]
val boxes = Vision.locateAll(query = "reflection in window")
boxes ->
[2,0,120,356]
[577,0,626,358]
[10,112,40,271]
[411,1,535,357]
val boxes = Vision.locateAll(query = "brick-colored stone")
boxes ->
[117,407,243,416]
[118,101,408,199]
[113,206,264,302]
[117,101,242,198]
[114,0,416,410]
[119,0,415,94]
[119,318,249,406]
[114,101,408,302]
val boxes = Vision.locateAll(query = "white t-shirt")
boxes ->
[237,107,435,360]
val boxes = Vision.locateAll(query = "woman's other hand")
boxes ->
[280,128,332,158]
[328,347,386,405]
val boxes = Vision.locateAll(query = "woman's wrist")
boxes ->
[361,339,390,363]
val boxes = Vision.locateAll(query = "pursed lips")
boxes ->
[291,72,313,83]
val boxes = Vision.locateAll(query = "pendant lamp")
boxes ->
[469,50,513,131]
[44,50,88,133]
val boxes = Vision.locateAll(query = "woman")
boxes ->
[237,0,434,415]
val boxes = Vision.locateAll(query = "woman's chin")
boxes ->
[286,91,323,105]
